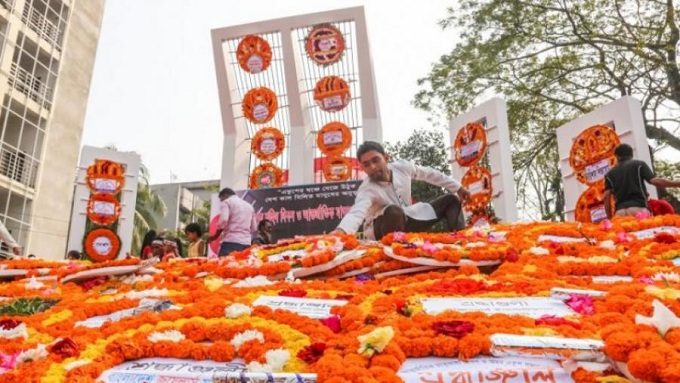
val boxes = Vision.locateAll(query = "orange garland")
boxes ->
[251,127,285,161]
[236,35,272,74]
[575,179,616,223]
[461,165,493,212]
[568,124,620,185]
[323,156,352,182]
[305,24,345,66]
[242,87,278,124]
[453,122,487,167]
[86,193,121,226]
[82,228,121,262]
[317,121,352,155]
[313,76,351,113]
[249,163,284,189]
[85,159,125,194]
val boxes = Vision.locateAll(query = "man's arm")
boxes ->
[335,191,373,234]
[250,213,258,233]
[209,202,230,242]
[399,160,470,202]
[649,178,680,188]
[604,190,613,219]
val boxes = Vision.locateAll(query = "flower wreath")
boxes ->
[575,180,614,224]
[242,87,278,124]
[83,228,121,262]
[86,159,125,194]
[251,127,285,161]
[305,24,345,66]
[323,156,352,182]
[249,163,284,189]
[568,124,620,185]
[317,122,352,155]
[236,35,272,74]
[454,122,487,167]
[461,165,493,212]
[86,193,121,226]
[313,76,351,113]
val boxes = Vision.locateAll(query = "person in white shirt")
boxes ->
[333,141,470,240]
[208,188,257,256]
[0,219,21,256]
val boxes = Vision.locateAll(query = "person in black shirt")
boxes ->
[604,144,680,218]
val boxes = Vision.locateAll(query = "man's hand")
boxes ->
[329,228,346,236]
[456,187,471,204]
[12,246,21,256]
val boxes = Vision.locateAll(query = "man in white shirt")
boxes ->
[0,219,21,256]
[209,188,257,256]
[333,141,470,240]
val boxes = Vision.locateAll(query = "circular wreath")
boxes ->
[86,193,121,226]
[249,163,284,189]
[461,165,493,212]
[83,228,121,262]
[313,76,351,113]
[575,180,615,224]
[305,24,345,66]
[454,122,488,167]
[569,124,620,185]
[236,35,272,74]
[251,127,285,161]
[323,156,352,182]
[242,87,278,124]
[86,159,125,194]
[317,122,352,155]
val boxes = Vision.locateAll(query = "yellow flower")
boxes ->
[522,327,558,336]
[645,286,680,300]
[41,309,73,327]
[203,277,223,292]
[357,326,394,357]
[522,265,537,273]
[596,376,631,383]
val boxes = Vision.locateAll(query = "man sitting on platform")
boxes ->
[332,141,470,240]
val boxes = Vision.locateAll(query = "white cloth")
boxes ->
[217,195,258,246]
[337,160,462,239]
[0,220,18,250]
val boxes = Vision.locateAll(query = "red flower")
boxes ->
[81,276,108,292]
[433,320,475,338]
[48,337,79,358]
[0,319,21,330]
[297,342,327,364]
[320,315,341,333]
[654,232,677,245]
[278,289,307,297]
[535,315,582,329]
[395,299,412,317]
[335,294,354,301]
[430,278,485,294]
[505,249,519,262]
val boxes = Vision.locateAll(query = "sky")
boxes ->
[81,0,459,185]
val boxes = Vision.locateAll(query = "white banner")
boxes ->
[420,297,574,318]
[252,296,347,319]
[98,357,246,383]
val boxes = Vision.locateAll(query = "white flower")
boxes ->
[247,361,273,373]
[24,277,44,290]
[231,330,264,351]
[465,242,487,248]
[124,288,168,300]
[0,322,28,340]
[599,240,616,250]
[265,349,290,372]
[233,276,274,288]
[65,359,91,371]
[147,330,185,343]
[225,303,252,319]
[529,246,550,255]
[120,274,154,284]
[653,272,680,283]
[636,299,680,336]
[16,344,48,364]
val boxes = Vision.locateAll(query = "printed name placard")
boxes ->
[98,357,246,383]
[399,356,573,383]
[631,226,680,240]
[536,235,585,243]
[252,296,347,319]
[590,275,633,284]
[420,297,574,318]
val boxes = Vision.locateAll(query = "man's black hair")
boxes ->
[218,188,235,198]
[357,141,385,160]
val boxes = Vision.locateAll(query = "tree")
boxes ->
[386,129,451,230]
[414,0,680,219]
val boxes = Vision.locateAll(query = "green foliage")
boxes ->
[0,297,59,316]
[415,0,680,220]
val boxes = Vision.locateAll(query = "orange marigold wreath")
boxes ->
[236,35,272,74]
[575,180,616,224]
[305,24,345,66]
[251,127,285,161]
[453,122,488,167]
[461,165,493,212]
[242,87,278,124]
[317,122,352,155]
[323,156,352,182]
[313,76,351,113]
[86,193,121,226]
[569,124,620,185]
[86,159,125,194]
[249,163,284,189]
[83,228,121,262]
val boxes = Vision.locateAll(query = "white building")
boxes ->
[0,0,105,258]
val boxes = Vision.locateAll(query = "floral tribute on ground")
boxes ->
[1,215,680,382]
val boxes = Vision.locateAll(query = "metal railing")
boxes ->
[0,0,13,11]
[0,142,38,188]
[21,3,63,49]
[8,62,53,108]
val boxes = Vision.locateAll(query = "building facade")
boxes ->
[151,180,219,233]
[0,0,105,258]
